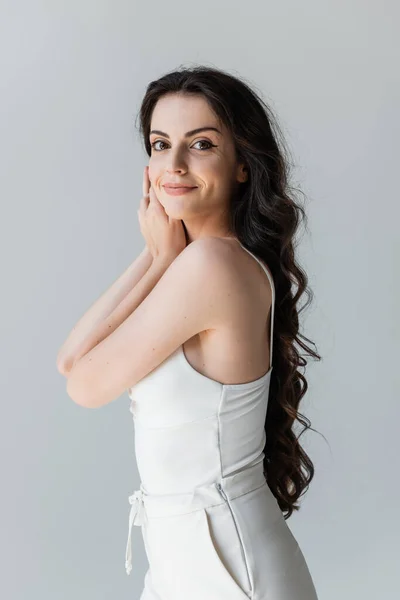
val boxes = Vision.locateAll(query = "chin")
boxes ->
[164,207,185,220]
[161,198,187,219]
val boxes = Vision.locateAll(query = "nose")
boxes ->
[165,148,188,174]
[166,165,187,176]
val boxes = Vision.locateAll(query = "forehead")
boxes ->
[150,93,223,134]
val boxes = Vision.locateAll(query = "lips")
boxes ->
[163,184,197,189]
[163,185,197,196]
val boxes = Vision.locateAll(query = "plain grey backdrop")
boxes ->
[1,1,398,598]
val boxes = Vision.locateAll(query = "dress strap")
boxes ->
[238,243,275,370]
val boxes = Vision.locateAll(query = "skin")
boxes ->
[148,93,248,244]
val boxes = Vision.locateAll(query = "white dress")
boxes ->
[125,243,319,600]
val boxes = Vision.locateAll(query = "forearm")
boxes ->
[60,257,173,374]
[57,246,153,373]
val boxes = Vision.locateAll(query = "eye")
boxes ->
[150,139,217,152]
[150,140,168,151]
[192,140,216,151]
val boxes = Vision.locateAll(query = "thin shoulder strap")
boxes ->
[238,243,275,369]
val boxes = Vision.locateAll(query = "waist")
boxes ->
[124,461,267,575]
[141,461,267,518]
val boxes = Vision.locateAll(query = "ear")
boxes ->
[236,163,248,183]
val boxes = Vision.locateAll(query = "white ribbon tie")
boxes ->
[125,488,146,575]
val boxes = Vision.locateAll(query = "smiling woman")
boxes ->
[58,65,320,599]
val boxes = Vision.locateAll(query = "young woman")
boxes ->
[57,66,321,599]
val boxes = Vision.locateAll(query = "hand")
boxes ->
[138,166,187,261]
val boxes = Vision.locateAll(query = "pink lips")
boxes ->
[163,184,197,188]
[163,185,197,196]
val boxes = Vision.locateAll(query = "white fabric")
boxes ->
[125,243,318,599]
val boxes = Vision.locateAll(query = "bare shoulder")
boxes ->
[176,237,274,384]
[176,236,271,289]
[174,236,271,322]
[175,236,236,267]
[168,237,240,291]
[186,237,271,288]
[169,237,243,318]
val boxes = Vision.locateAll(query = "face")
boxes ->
[148,93,247,231]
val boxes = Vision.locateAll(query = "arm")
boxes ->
[66,255,175,393]
[56,245,154,375]
[66,239,232,409]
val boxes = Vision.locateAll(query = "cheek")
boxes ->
[199,155,225,176]
[148,153,164,170]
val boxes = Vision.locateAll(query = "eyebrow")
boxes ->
[149,126,222,139]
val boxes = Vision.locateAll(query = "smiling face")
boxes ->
[148,93,247,241]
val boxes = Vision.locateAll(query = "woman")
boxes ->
[57,66,321,599]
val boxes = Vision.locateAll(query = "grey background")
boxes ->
[1,1,398,598]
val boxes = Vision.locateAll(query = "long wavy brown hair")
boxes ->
[136,65,322,519]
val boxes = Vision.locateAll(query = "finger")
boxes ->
[146,166,152,200]
[142,166,150,198]
[149,183,163,212]
[139,195,149,215]
[149,180,156,203]
[140,168,150,216]
[149,181,158,205]
[148,174,161,203]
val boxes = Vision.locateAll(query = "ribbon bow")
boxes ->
[125,488,146,575]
